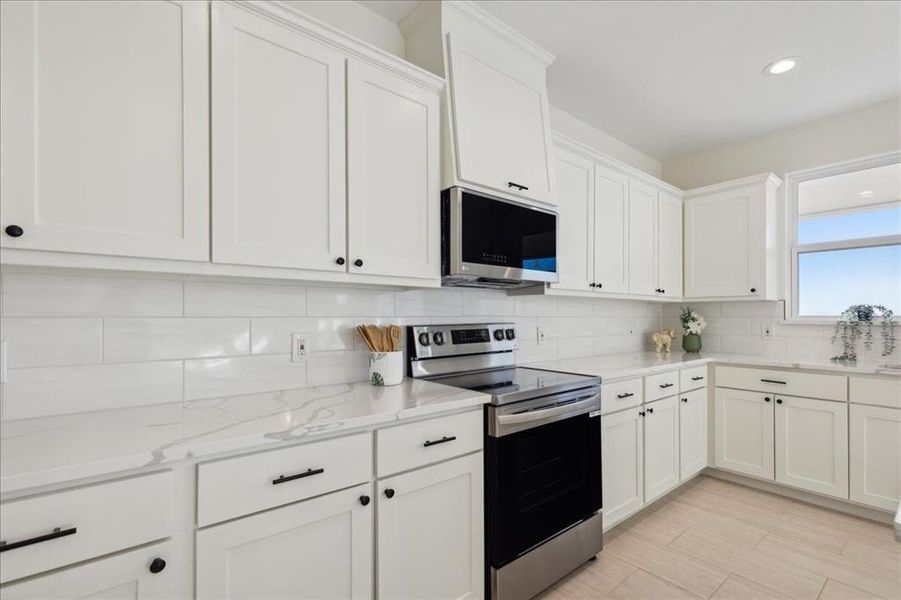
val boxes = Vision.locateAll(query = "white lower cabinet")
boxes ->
[377,453,484,600]
[601,407,644,528]
[195,484,373,600]
[714,388,775,480]
[850,404,901,510]
[679,387,708,480]
[0,541,174,600]
[643,396,680,503]
[775,396,848,499]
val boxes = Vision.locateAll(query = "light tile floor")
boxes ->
[539,476,900,599]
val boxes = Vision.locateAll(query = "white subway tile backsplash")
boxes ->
[306,350,369,386]
[251,317,355,354]
[703,317,754,336]
[515,296,558,317]
[184,354,307,401]
[104,318,250,362]
[306,287,395,317]
[1,272,183,317]
[720,335,787,360]
[721,300,784,318]
[591,299,623,317]
[461,290,516,316]
[396,289,462,317]
[2,361,183,419]
[557,298,594,317]
[0,318,102,368]
[557,336,594,359]
[184,281,306,316]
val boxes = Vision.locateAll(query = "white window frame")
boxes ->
[785,151,901,323]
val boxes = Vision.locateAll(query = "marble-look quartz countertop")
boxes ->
[0,379,490,497]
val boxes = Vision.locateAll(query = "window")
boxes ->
[790,158,901,319]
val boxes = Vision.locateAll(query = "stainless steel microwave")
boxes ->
[441,187,558,289]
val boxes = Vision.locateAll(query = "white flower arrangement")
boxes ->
[680,307,707,335]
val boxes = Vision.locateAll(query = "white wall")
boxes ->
[0,269,662,420]
[662,99,901,189]
[280,0,406,56]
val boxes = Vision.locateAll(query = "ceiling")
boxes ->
[361,1,901,160]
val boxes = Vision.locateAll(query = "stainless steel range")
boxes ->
[407,323,603,600]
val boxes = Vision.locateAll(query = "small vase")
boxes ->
[682,333,702,353]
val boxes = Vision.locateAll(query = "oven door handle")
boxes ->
[497,395,599,428]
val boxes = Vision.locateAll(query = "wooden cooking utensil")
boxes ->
[357,325,377,352]
[366,324,385,352]
[388,325,401,352]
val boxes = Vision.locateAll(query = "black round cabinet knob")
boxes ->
[336,257,345,265]
[764,397,771,402]
[149,558,166,574]
[354,259,364,267]
[776,398,783,404]
[681,398,688,403]
[5,225,23,238]
[647,407,654,414]
[384,488,395,499]
[750,287,757,293]
[359,495,370,506]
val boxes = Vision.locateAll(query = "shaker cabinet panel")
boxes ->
[593,166,630,294]
[656,190,683,298]
[211,3,347,271]
[850,404,901,510]
[643,396,680,503]
[552,149,595,292]
[0,0,209,260]
[714,388,775,480]
[680,387,708,480]
[627,180,658,296]
[601,407,644,528]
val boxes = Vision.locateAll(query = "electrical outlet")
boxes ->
[761,323,774,340]
[537,327,546,345]
[626,321,635,335]
[292,333,310,361]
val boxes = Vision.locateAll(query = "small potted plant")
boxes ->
[680,307,707,353]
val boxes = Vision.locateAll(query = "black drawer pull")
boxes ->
[691,376,704,381]
[0,527,77,553]
[272,468,324,485]
[760,379,786,385]
[659,383,674,389]
[681,398,688,403]
[423,435,457,448]
[507,181,529,191]
[616,392,635,399]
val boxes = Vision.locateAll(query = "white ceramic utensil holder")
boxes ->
[369,351,404,386]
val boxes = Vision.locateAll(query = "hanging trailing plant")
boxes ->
[830,304,896,362]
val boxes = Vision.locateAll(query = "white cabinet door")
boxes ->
[0,542,173,600]
[0,1,209,260]
[627,180,657,296]
[684,188,761,298]
[850,404,901,510]
[196,484,373,600]
[656,190,683,298]
[447,35,554,206]
[552,148,594,291]
[714,388,775,480]
[593,165,629,294]
[776,396,849,499]
[680,387,708,480]
[377,453,483,600]
[346,59,440,280]
[602,408,644,528]
[644,396,680,503]
[211,3,347,271]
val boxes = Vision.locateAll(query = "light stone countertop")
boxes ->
[0,379,490,497]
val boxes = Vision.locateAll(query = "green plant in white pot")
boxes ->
[680,307,707,353]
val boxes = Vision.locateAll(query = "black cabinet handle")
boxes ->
[659,383,674,389]
[384,488,395,499]
[760,379,786,385]
[0,527,77,553]
[353,259,364,267]
[750,287,757,293]
[4,225,23,238]
[647,407,654,414]
[507,181,529,191]
[691,376,704,381]
[335,257,345,265]
[681,398,688,403]
[597,283,603,288]
[423,435,456,448]
[589,283,597,288]
[617,392,634,399]
[776,398,783,404]
[359,495,371,506]
[764,397,771,402]
[272,467,324,485]
[149,557,166,574]
[638,410,646,417]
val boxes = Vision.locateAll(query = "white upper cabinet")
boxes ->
[656,190,683,298]
[0,0,209,260]
[683,173,782,299]
[593,166,630,294]
[553,148,595,292]
[346,59,440,279]
[211,3,347,271]
[402,1,556,207]
[628,180,658,296]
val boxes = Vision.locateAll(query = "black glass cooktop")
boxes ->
[430,367,599,405]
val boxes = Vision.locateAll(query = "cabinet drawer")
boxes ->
[601,378,643,414]
[850,376,901,409]
[0,471,173,584]
[377,410,482,477]
[680,365,708,391]
[197,432,372,526]
[645,371,680,402]
[716,366,847,401]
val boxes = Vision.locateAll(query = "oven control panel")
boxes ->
[407,323,518,359]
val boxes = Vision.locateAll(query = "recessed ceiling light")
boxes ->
[859,190,875,197]
[763,57,799,75]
